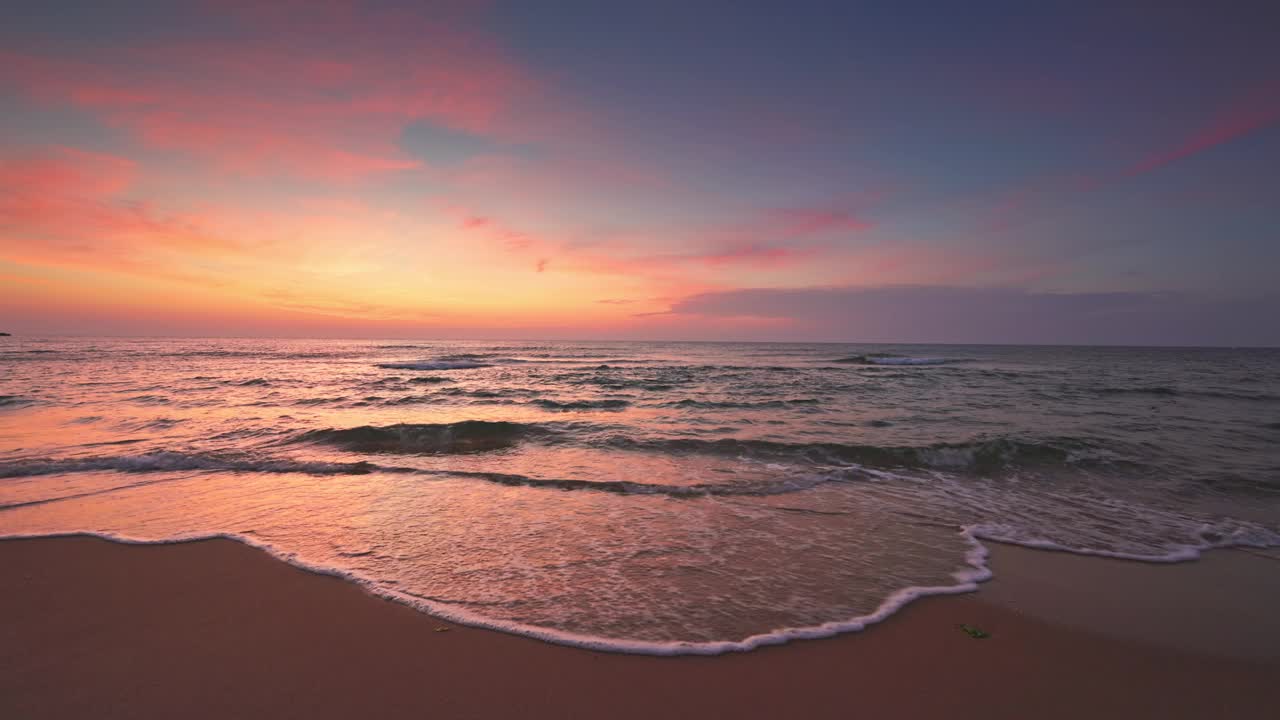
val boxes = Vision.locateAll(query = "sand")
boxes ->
[2,536,1277,719]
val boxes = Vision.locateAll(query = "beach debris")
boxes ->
[959,624,990,639]
[435,627,451,633]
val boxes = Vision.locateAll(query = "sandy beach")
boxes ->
[2,536,1276,719]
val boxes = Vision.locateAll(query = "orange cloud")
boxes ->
[0,147,238,273]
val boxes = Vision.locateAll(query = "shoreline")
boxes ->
[6,526,1271,658]
[3,536,1278,718]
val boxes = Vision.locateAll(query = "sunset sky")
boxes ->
[2,1,1278,344]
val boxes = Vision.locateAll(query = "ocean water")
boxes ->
[2,337,1278,653]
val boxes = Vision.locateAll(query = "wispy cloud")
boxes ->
[1122,83,1280,177]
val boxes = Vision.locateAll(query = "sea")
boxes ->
[2,337,1278,654]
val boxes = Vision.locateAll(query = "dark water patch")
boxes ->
[236,378,271,387]
[0,395,34,408]
[408,376,453,384]
[293,420,550,454]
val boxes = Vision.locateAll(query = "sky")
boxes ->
[1,1,1278,345]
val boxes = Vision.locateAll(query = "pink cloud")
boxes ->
[697,245,806,267]
[1123,84,1280,177]
[0,3,537,180]
[0,146,136,197]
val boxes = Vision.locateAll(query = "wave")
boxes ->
[295,396,347,406]
[438,468,840,497]
[0,394,33,408]
[1094,386,1278,402]
[533,399,630,411]
[293,420,546,454]
[665,398,820,410]
[0,451,384,480]
[127,394,171,405]
[407,376,453,384]
[295,420,1109,474]
[588,381,678,392]
[601,435,1097,474]
[377,361,490,371]
[832,354,959,366]
[1097,385,1178,396]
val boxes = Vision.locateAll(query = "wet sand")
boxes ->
[2,536,1277,719]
